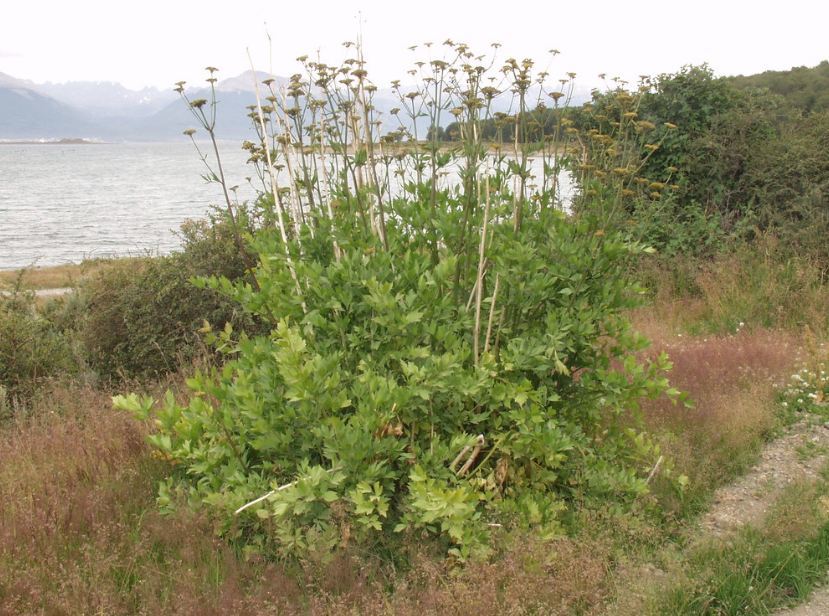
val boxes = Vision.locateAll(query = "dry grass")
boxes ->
[0,258,135,291]
[633,313,800,513]
[0,383,261,615]
[636,247,829,337]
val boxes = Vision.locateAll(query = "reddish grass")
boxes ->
[0,384,256,615]
[631,317,800,511]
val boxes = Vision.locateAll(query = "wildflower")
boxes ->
[189,99,208,109]
[183,128,197,137]
[664,122,678,129]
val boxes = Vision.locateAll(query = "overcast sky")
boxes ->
[1,0,827,91]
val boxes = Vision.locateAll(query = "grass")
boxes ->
[636,245,829,338]
[633,317,798,516]
[0,303,812,614]
[653,476,829,615]
[0,258,135,291]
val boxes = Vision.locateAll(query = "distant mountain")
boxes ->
[36,81,176,117]
[0,77,99,140]
[143,71,282,140]
[0,70,592,142]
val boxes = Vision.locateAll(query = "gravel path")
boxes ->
[0,287,73,298]
[611,417,829,615]
[699,417,829,538]
[698,416,829,616]
[775,586,829,616]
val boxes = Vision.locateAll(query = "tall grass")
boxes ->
[634,324,798,515]
[637,239,829,337]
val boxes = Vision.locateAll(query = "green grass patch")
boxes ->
[655,478,829,615]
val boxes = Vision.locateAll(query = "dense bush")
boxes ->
[574,64,829,266]
[728,60,829,114]
[81,215,262,379]
[120,205,680,559]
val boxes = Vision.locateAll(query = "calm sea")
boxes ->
[0,141,255,270]
[0,143,573,270]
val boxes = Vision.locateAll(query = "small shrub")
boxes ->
[0,290,77,405]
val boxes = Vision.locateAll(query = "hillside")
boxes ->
[728,60,829,112]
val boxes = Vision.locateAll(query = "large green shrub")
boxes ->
[120,205,679,559]
[117,45,683,560]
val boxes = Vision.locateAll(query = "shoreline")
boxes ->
[0,138,103,145]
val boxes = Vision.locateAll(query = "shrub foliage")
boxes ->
[117,41,682,560]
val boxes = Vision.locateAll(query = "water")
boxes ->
[0,141,255,270]
[0,143,573,270]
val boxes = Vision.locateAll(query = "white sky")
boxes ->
[1,0,827,91]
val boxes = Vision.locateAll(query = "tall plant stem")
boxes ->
[473,177,491,365]
[247,50,306,312]
[483,273,500,355]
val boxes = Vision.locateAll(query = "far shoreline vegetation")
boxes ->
[1,47,828,615]
[0,137,101,145]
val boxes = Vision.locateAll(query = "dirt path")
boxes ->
[611,417,829,615]
[699,416,829,615]
[699,417,829,538]
[701,416,829,616]
[776,587,829,616]
[0,287,73,298]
